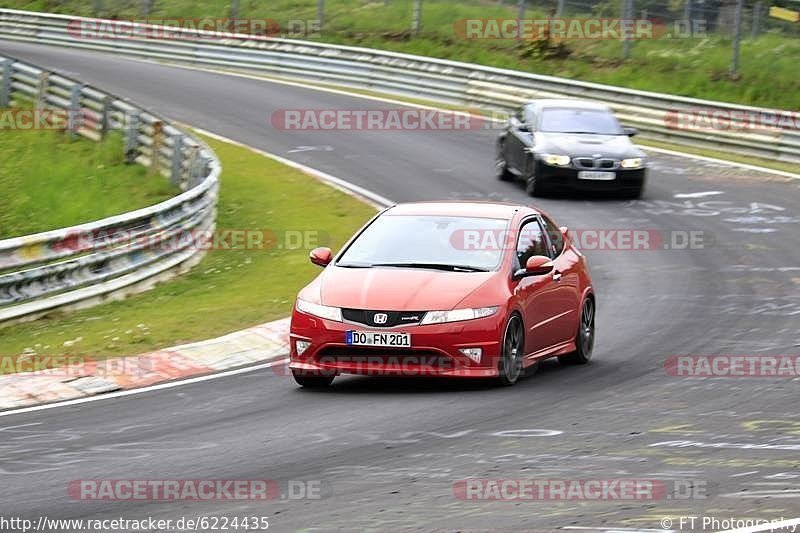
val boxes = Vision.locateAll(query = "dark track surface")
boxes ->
[1,41,799,532]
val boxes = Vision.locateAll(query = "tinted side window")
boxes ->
[542,216,564,257]
[516,219,549,266]
[524,107,537,129]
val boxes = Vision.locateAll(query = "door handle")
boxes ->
[552,271,562,282]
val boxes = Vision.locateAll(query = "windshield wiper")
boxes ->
[371,262,490,272]
[336,262,374,268]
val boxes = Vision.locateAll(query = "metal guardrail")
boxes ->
[0,53,220,324]
[0,9,797,164]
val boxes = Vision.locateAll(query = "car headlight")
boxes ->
[620,157,644,169]
[420,306,499,325]
[295,299,342,321]
[542,154,571,167]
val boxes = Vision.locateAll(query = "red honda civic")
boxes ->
[289,201,595,387]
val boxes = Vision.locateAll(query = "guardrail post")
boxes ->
[186,145,201,186]
[36,71,49,109]
[124,111,140,163]
[99,96,112,138]
[0,59,11,108]
[150,120,163,176]
[68,83,83,138]
[171,133,185,188]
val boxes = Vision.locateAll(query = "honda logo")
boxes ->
[373,313,388,324]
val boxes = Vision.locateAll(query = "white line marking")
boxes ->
[188,127,393,209]
[287,145,334,153]
[643,145,800,180]
[0,358,289,418]
[730,470,759,478]
[674,191,725,198]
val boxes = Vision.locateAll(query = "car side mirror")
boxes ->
[309,247,332,267]
[623,126,638,137]
[513,255,554,279]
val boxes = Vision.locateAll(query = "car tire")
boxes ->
[292,371,335,388]
[496,142,513,181]
[525,162,547,197]
[497,314,524,386]
[624,185,643,200]
[559,297,595,365]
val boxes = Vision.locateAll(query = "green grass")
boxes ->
[0,122,175,238]
[0,133,376,362]
[2,0,799,108]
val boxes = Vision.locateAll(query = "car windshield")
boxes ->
[539,107,623,135]
[337,214,508,272]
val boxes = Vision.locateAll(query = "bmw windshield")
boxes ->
[539,107,624,135]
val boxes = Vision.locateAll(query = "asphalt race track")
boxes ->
[1,41,799,531]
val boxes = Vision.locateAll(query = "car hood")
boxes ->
[536,132,643,158]
[317,266,495,310]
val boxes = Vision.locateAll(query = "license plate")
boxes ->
[578,171,616,180]
[346,330,411,348]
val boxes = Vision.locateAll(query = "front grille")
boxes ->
[342,308,425,327]
[573,157,619,170]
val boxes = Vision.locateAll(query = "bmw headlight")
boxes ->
[542,154,571,167]
[620,157,644,169]
[420,306,499,325]
[296,299,342,321]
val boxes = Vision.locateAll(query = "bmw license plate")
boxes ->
[578,171,616,180]
[346,330,411,348]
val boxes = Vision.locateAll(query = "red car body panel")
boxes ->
[289,202,594,378]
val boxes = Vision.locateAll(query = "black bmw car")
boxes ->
[496,99,647,198]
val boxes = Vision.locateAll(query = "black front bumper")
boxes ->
[537,163,646,192]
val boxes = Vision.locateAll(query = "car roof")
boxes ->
[386,201,533,220]
[529,98,612,111]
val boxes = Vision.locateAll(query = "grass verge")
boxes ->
[0,124,176,238]
[0,133,376,362]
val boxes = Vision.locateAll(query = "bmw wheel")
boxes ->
[496,141,513,181]
[525,161,547,197]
